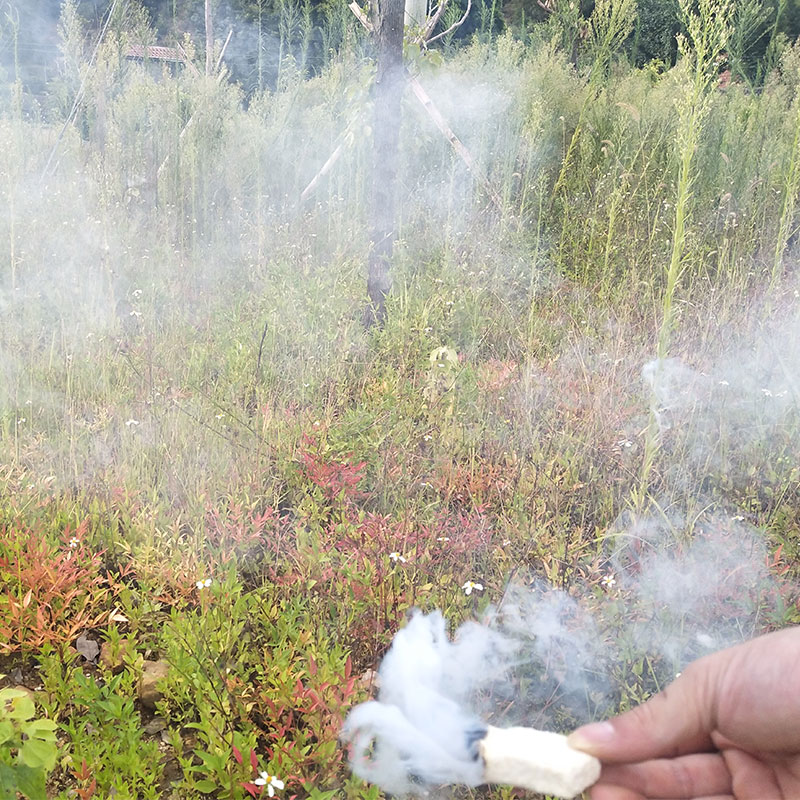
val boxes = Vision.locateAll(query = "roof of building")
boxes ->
[125,44,186,63]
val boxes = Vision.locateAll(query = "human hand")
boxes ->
[567,627,800,799]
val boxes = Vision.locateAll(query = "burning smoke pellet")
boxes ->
[479,725,600,798]
[341,610,601,798]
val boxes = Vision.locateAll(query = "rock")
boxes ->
[138,660,169,709]
[100,639,133,674]
[143,716,167,735]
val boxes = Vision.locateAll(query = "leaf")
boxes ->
[0,691,35,721]
[23,719,57,741]
[193,779,218,793]
[22,590,33,609]
[108,607,129,623]
[242,782,261,797]
[0,721,14,746]
[19,737,58,771]
[75,634,99,663]
[249,748,258,771]
[2,763,46,800]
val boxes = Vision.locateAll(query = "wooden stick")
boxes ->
[348,1,374,32]
[407,75,503,209]
[300,132,354,203]
[215,29,233,74]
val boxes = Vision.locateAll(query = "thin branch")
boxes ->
[425,0,472,45]
[421,1,447,42]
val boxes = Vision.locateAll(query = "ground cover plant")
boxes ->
[0,0,800,797]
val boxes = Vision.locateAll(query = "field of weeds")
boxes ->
[1,1,800,798]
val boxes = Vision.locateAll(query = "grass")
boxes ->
[0,2,799,798]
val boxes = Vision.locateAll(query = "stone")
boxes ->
[100,639,132,674]
[138,660,170,709]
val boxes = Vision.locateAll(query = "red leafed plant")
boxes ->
[0,521,115,653]
[299,436,366,504]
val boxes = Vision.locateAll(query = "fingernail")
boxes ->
[568,721,616,752]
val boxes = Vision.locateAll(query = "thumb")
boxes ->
[567,660,721,764]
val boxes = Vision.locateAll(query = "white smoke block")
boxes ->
[480,725,601,799]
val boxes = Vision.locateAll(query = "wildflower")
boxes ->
[129,309,142,318]
[125,419,139,427]
[600,574,616,589]
[196,578,212,590]
[718,380,729,387]
[254,772,284,796]
[761,388,773,397]
[423,434,433,441]
[388,552,407,563]
[68,537,80,549]
[462,580,483,596]
[436,536,450,543]
[132,288,143,298]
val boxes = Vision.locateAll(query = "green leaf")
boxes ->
[193,779,218,793]
[18,737,58,771]
[21,719,57,741]
[2,763,46,800]
[0,690,35,722]
[0,721,14,746]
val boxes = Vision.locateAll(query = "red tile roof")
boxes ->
[125,44,185,63]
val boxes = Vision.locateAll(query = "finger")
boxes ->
[588,784,645,800]
[590,788,733,800]
[718,746,784,800]
[597,753,732,798]
[568,661,719,762]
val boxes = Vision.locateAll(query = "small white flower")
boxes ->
[132,289,143,298]
[423,434,433,441]
[215,413,224,420]
[68,537,80,549]
[388,552,407,563]
[196,578,212,590]
[129,309,142,318]
[761,388,773,397]
[601,574,616,589]
[462,580,483,596]
[254,772,284,796]
[732,514,744,522]
[718,380,729,387]
[125,419,139,427]
[17,418,26,424]
[436,536,450,543]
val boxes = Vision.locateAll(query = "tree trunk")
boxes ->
[365,0,405,328]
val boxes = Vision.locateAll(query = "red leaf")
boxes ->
[241,782,261,797]
[249,748,258,771]
[232,745,243,765]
